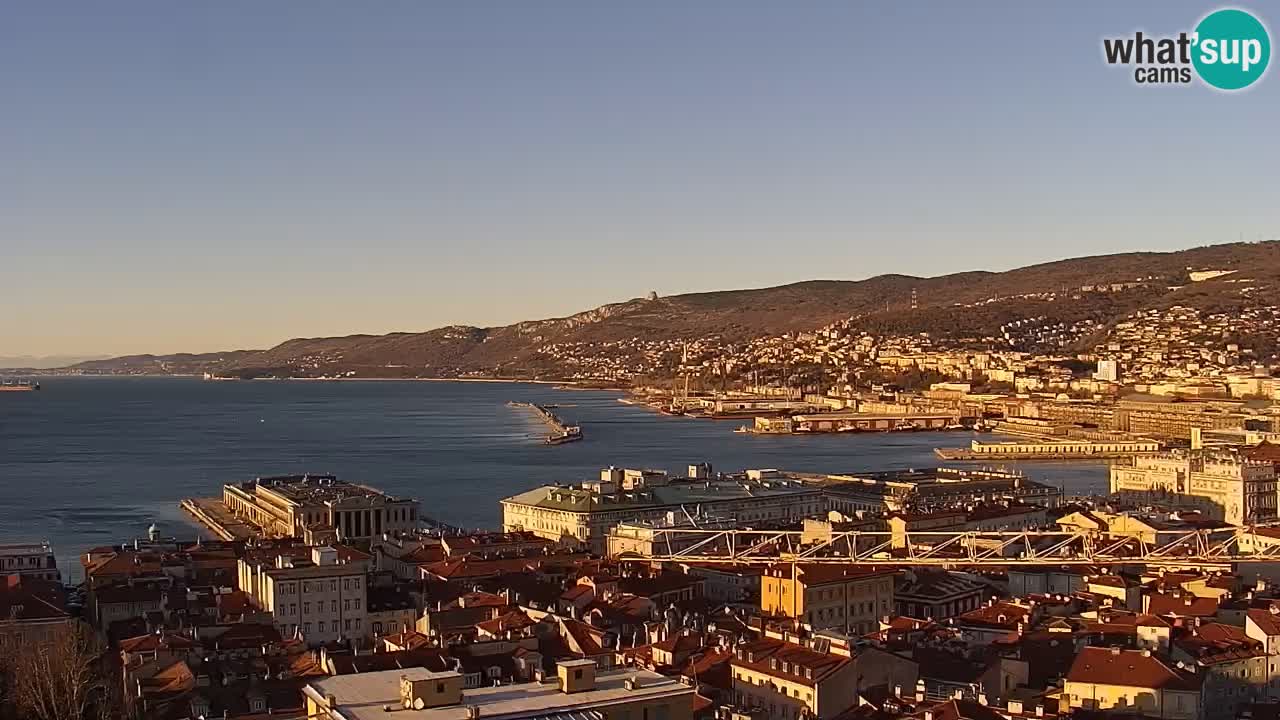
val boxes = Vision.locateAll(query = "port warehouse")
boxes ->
[500,466,1061,553]
[753,412,959,433]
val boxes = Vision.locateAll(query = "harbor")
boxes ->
[508,401,584,445]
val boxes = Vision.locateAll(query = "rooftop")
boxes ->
[305,667,691,720]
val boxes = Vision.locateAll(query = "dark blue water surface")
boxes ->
[0,377,1108,576]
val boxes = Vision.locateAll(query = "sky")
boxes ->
[3,2,1278,357]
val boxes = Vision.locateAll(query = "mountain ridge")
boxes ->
[50,241,1280,379]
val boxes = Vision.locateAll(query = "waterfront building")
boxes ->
[0,541,61,582]
[502,471,825,553]
[1110,451,1278,525]
[303,663,694,720]
[822,467,1063,515]
[960,438,1161,458]
[237,545,371,647]
[221,474,419,542]
[760,565,895,635]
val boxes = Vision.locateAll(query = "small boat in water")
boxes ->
[733,425,752,434]
[0,379,39,392]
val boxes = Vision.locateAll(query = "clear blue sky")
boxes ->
[3,1,1277,356]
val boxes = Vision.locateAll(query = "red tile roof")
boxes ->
[1249,608,1280,636]
[730,637,849,686]
[1066,647,1201,691]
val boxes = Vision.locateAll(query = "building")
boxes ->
[503,471,825,553]
[822,468,1062,515]
[237,546,371,646]
[760,565,895,635]
[222,474,419,542]
[894,570,986,620]
[1110,451,1278,525]
[1095,360,1120,383]
[0,575,73,649]
[730,631,917,720]
[0,542,61,582]
[1063,646,1202,719]
[302,662,694,720]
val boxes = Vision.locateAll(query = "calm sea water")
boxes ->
[0,377,1108,578]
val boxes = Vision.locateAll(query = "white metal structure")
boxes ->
[622,526,1280,567]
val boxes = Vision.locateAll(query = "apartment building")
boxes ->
[0,542,61,582]
[237,546,371,647]
[730,630,917,720]
[761,565,895,635]
[1063,647,1202,719]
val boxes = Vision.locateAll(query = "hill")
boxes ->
[65,241,1280,380]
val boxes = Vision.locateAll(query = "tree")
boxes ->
[3,621,116,720]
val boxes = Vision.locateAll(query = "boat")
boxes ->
[733,425,752,434]
[944,423,967,431]
[545,426,583,445]
[0,379,39,392]
[892,420,918,432]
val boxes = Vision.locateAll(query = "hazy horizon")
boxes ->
[6,2,1278,356]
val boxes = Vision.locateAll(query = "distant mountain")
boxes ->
[62,241,1280,380]
[64,351,262,376]
[0,354,110,370]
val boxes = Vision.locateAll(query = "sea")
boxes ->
[0,377,1109,580]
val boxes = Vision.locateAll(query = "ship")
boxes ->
[545,426,583,445]
[0,379,40,392]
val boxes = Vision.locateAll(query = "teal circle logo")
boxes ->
[1192,8,1271,90]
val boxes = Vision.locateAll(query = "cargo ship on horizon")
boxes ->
[0,379,40,392]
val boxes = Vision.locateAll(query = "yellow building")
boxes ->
[303,662,693,720]
[1063,647,1202,719]
[761,565,894,634]
[1110,452,1277,525]
[730,633,916,720]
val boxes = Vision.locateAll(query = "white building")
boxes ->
[238,546,371,647]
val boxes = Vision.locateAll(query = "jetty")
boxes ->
[180,497,258,541]
[508,401,584,445]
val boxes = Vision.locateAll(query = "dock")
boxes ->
[180,497,258,541]
[508,401,584,445]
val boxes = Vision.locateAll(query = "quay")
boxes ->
[180,497,258,541]
[935,437,1161,461]
[509,401,583,444]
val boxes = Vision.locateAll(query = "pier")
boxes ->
[508,401,583,444]
[180,497,258,541]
